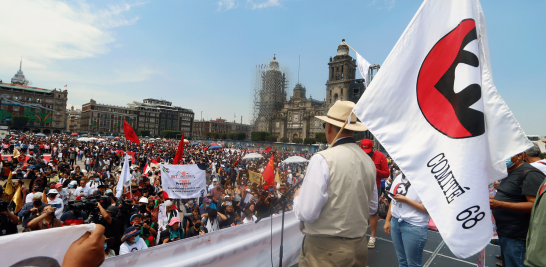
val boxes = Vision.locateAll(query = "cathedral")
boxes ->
[256,40,366,141]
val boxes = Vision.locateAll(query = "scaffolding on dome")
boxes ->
[249,55,291,133]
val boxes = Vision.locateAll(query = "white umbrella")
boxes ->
[282,156,309,164]
[77,137,91,142]
[242,153,264,160]
[97,138,106,142]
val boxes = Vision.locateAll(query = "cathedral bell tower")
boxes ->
[326,39,357,109]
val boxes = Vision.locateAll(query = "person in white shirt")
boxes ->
[25,187,38,204]
[55,183,70,207]
[46,189,64,219]
[86,176,104,194]
[384,173,429,267]
[242,208,257,224]
[119,226,148,255]
[524,144,546,174]
[74,180,93,198]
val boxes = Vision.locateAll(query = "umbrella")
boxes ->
[210,142,218,146]
[107,136,115,139]
[184,140,190,144]
[282,156,309,164]
[35,133,46,137]
[242,153,263,160]
[97,138,106,142]
[209,145,222,150]
[115,136,120,139]
[77,137,91,142]
[191,142,199,145]
[71,133,79,136]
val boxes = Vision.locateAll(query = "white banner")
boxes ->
[103,211,303,267]
[161,164,207,199]
[356,52,371,87]
[353,0,532,258]
[1,224,95,266]
[116,153,131,198]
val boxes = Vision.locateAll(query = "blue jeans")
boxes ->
[499,236,528,267]
[390,218,428,267]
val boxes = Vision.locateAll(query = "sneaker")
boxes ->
[368,238,376,248]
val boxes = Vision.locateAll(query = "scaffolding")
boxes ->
[249,55,291,133]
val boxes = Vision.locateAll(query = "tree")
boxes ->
[304,138,316,145]
[220,133,227,140]
[10,115,28,130]
[280,137,289,143]
[161,130,181,138]
[138,129,150,137]
[233,132,247,140]
[266,135,278,142]
[251,131,270,141]
[293,137,303,144]
[315,132,327,143]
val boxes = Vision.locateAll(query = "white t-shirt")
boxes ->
[74,186,93,197]
[243,215,257,224]
[530,160,546,175]
[389,174,430,227]
[119,238,148,255]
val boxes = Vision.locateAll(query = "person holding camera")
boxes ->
[0,202,18,236]
[27,205,63,230]
[97,203,122,255]
[159,217,184,244]
[45,189,64,219]
[19,192,47,228]
[60,202,89,226]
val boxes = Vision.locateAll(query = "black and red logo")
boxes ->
[417,19,485,139]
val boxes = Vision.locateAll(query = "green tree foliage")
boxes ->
[304,138,316,145]
[251,131,271,141]
[280,137,289,143]
[10,115,29,130]
[220,133,227,140]
[292,137,303,144]
[138,130,150,136]
[161,130,182,138]
[233,132,247,140]
[265,135,278,142]
[315,132,327,143]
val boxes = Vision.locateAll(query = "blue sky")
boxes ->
[0,0,544,134]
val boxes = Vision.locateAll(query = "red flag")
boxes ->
[173,130,185,165]
[266,147,271,152]
[123,120,139,144]
[151,158,159,164]
[262,155,275,186]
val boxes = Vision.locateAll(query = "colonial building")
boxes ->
[66,106,81,132]
[80,99,138,134]
[254,40,367,141]
[0,62,68,133]
[127,98,194,138]
[193,118,253,140]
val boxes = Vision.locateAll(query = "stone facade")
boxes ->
[193,119,253,140]
[81,99,138,134]
[66,106,81,132]
[128,98,194,138]
[0,64,67,133]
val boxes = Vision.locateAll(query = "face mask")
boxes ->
[132,236,140,244]
[205,204,209,208]
[505,158,515,169]
[95,178,100,182]
[269,189,273,192]
[104,243,108,250]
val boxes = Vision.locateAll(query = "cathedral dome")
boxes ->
[269,54,280,71]
[336,39,349,56]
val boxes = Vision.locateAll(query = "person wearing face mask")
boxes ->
[490,152,546,267]
[27,205,63,231]
[60,203,89,226]
[119,226,148,255]
[158,200,180,232]
[87,175,104,194]
[159,217,184,244]
[126,183,142,203]
[18,192,47,228]
[139,213,157,247]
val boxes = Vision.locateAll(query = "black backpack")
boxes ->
[516,167,546,188]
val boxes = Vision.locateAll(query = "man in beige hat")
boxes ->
[294,101,376,267]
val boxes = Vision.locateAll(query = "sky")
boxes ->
[0,0,544,134]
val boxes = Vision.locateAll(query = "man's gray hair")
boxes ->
[32,192,43,200]
[525,143,542,157]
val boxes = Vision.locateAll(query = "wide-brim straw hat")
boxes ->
[315,101,367,131]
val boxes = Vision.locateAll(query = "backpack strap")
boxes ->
[517,168,546,188]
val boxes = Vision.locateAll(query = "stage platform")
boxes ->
[293,220,501,267]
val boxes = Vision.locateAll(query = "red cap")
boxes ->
[360,139,373,154]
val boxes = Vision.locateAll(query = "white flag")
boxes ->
[116,153,131,198]
[356,52,371,87]
[353,0,532,258]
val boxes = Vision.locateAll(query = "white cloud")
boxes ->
[247,0,282,9]
[370,0,396,10]
[217,0,282,11]
[0,0,142,71]
[217,0,238,11]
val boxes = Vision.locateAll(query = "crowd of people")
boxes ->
[0,133,313,259]
[1,126,545,267]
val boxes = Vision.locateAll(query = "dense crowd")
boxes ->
[0,133,312,257]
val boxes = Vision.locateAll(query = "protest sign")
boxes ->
[161,164,207,199]
[1,224,95,266]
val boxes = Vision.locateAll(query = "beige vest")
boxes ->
[303,142,376,238]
